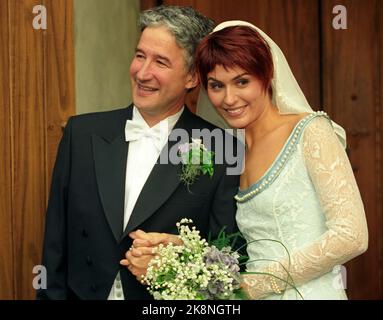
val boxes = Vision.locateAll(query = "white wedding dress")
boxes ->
[235,113,368,300]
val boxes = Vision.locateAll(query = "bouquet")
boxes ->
[142,219,303,300]
[142,219,245,300]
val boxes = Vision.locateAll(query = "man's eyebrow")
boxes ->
[134,48,172,65]
[155,54,172,65]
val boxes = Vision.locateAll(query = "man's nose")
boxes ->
[136,61,153,82]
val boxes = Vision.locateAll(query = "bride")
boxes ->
[124,21,368,300]
[193,20,368,299]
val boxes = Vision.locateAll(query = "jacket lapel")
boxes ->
[122,107,196,238]
[92,106,132,242]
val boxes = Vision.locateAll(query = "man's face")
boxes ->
[130,26,197,118]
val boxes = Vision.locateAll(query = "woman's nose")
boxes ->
[223,87,238,106]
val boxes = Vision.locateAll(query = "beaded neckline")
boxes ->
[235,111,328,203]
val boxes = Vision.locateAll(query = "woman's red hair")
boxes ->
[196,26,274,94]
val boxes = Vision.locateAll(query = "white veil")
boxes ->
[196,20,346,148]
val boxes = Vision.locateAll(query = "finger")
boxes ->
[146,233,182,246]
[128,265,146,277]
[128,255,153,270]
[166,235,183,246]
[125,249,133,260]
[125,250,138,263]
[129,229,148,240]
[120,259,129,266]
[133,238,152,248]
[130,247,143,257]
[131,247,156,257]
[131,230,165,246]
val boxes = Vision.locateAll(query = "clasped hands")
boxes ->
[120,230,182,282]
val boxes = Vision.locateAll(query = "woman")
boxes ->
[192,21,368,299]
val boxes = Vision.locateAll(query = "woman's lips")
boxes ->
[224,105,247,117]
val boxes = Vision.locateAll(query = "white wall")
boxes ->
[74,0,140,114]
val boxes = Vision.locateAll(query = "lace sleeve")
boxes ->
[242,116,368,299]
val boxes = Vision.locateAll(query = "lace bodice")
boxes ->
[236,112,368,300]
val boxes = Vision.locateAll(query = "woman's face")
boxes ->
[206,65,269,129]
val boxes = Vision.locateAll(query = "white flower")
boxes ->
[191,138,202,148]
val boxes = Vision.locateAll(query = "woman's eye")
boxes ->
[237,79,249,86]
[208,82,223,90]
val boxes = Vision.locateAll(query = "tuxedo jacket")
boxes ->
[37,105,241,300]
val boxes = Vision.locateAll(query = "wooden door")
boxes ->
[321,0,383,300]
[0,0,14,300]
[0,0,75,299]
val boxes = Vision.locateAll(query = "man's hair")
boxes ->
[140,5,215,72]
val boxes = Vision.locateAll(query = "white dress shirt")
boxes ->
[108,106,184,300]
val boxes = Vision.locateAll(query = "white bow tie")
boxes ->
[125,119,168,152]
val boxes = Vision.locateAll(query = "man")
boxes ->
[37,5,242,300]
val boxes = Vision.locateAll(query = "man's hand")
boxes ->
[120,230,182,282]
[130,230,183,246]
[120,246,154,282]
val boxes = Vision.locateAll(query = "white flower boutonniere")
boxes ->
[178,139,214,188]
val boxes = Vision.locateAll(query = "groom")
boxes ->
[37,5,242,300]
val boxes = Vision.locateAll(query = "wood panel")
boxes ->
[0,0,15,300]
[44,0,76,194]
[322,0,383,300]
[140,0,160,10]
[5,0,75,299]
[164,0,321,110]
[9,0,46,300]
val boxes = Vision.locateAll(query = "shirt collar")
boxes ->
[132,105,184,132]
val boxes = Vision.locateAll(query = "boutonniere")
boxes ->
[178,138,214,188]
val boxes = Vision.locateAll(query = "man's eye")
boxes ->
[157,60,168,67]
[136,53,145,60]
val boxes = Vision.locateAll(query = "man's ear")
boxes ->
[185,71,199,90]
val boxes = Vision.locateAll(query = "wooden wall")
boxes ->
[321,0,383,300]
[148,0,382,299]
[0,0,14,301]
[0,0,75,299]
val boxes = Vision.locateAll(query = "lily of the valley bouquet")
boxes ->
[143,219,244,300]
